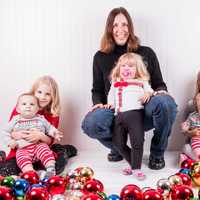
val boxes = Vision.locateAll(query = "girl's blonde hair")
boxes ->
[195,71,200,95]
[30,76,61,116]
[194,71,200,109]
[111,53,150,82]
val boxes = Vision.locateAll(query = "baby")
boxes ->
[0,93,62,178]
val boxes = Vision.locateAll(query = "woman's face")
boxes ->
[112,13,129,46]
[34,83,52,108]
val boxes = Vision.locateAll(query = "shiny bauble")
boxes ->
[25,186,50,200]
[47,175,66,195]
[190,161,200,186]
[83,179,104,194]
[168,175,183,186]
[97,191,107,200]
[180,159,195,169]
[52,194,65,200]
[82,193,103,200]
[80,167,94,180]
[1,176,15,188]
[120,184,142,200]
[107,194,120,200]
[170,185,193,200]
[0,186,14,200]
[142,188,163,200]
[179,168,190,175]
[175,172,192,186]
[13,179,29,197]
[21,170,39,185]
[156,178,171,199]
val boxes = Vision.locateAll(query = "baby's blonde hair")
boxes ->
[111,52,150,82]
[30,76,61,116]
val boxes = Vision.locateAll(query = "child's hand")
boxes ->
[103,104,114,109]
[23,128,44,143]
[181,122,190,132]
[11,130,29,140]
[54,131,63,142]
[139,92,152,104]
[8,140,18,149]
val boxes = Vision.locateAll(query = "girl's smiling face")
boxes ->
[119,61,136,80]
[34,84,52,108]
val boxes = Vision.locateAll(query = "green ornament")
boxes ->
[1,176,15,188]
[16,197,25,200]
[97,191,107,200]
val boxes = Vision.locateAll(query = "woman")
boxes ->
[82,7,177,170]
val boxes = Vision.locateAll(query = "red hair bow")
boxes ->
[114,81,128,87]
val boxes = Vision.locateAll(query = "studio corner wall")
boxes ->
[0,0,200,152]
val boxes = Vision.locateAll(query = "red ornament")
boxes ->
[26,187,49,200]
[0,186,14,200]
[120,184,142,200]
[170,185,193,200]
[47,175,66,195]
[21,170,40,185]
[175,173,192,186]
[142,189,163,200]
[82,193,103,200]
[83,179,104,194]
[180,159,195,169]
[0,176,4,184]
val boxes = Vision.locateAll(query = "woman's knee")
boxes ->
[145,95,177,120]
[81,108,114,139]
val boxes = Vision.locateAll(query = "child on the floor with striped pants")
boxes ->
[0,93,63,178]
[181,71,200,161]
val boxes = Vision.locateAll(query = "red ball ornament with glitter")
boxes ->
[0,186,14,200]
[47,175,66,195]
[170,185,193,200]
[120,184,142,200]
[83,179,104,194]
[21,170,39,185]
[175,172,192,186]
[142,189,163,200]
[26,187,50,200]
[180,159,195,169]
[82,193,103,200]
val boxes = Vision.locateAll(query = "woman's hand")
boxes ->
[103,104,114,109]
[140,92,152,104]
[11,131,29,140]
[90,103,104,111]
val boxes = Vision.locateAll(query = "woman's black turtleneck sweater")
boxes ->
[92,44,167,105]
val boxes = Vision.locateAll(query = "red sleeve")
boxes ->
[9,107,19,121]
[50,116,59,128]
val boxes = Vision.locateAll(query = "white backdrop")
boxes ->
[0,0,200,153]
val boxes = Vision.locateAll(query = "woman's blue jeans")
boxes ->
[81,94,177,158]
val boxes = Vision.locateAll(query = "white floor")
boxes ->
[64,149,184,196]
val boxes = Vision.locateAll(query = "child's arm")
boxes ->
[22,129,52,144]
[8,139,18,149]
[140,81,154,103]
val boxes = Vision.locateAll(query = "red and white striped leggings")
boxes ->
[16,143,55,170]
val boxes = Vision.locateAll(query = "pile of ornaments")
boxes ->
[0,161,200,200]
